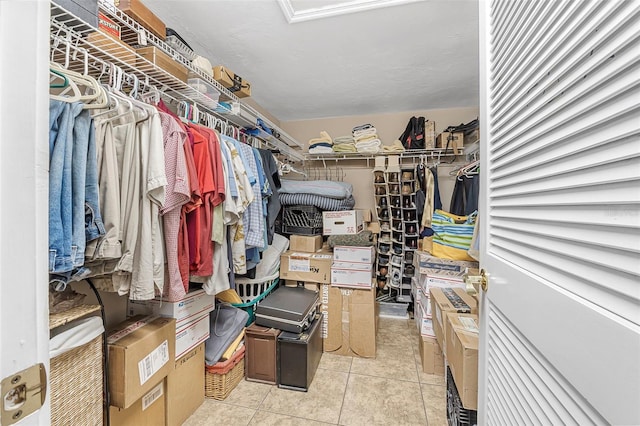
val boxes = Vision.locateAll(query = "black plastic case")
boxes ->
[277,313,323,392]
[255,286,319,333]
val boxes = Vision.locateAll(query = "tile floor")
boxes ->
[185,317,447,425]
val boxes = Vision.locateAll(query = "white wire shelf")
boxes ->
[305,148,466,162]
[50,1,305,162]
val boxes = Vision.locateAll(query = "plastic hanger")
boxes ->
[50,68,69,88]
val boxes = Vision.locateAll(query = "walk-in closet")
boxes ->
[1,1,638,425]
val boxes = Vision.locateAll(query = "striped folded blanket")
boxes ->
[279,193,356,211]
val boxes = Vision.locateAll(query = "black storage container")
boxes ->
[446,366,478,426]
[277,313,323,392]
[255,286,319,333]
[282,205,323,235]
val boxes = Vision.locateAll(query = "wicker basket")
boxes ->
[50,334,104,426]
[205,346,246,400]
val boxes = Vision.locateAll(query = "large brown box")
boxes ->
[445,313,479,410]
[245,323,280,385]
[429,287,477,356]
[425,120,436,149]
[279,250,333,284]
[321,284,377,358]
[109,379,165,426]
[136,46,188,83]
[115,0,166,39]
[418,335,445,376]
[165,344,205,426]
[107,316,176,409]
[212,65,252,98]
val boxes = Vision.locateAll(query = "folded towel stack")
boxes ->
[382,139,406,153]
[331,135,356,153]
[309,131,334,154]
[352,124,381,153]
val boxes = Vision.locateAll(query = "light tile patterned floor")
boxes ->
[185,317,447,425]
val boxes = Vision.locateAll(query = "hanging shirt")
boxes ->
[236,142,264,249]
[158,111,190,301]
[258,149,282,245]
[187,125,215,277]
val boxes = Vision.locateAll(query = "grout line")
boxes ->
[337,370,351,425]
[412,334,431,425]
[256,408,337,425]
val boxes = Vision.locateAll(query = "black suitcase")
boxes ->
[255,286,319,333]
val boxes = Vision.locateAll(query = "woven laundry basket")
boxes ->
[205,346,245,400]
[50,334,104,426]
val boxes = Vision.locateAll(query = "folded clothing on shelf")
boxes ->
[382,140,406,153]
[333,135,355,145]
[309,146,334,154]
[308,131,333,150]
[356,138,382,153]
[333,143,357,153]
[352,123,377,139]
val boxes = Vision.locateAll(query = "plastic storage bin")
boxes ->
[187,75,220,109]
[282,205,323,235]
[232,274,280,326]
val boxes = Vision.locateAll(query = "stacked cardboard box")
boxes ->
[331,246,375,289]
[127,288,214,360]
[107,316,176,425]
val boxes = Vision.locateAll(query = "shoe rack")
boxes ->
[374,169,391,291]
[398,167,418,303]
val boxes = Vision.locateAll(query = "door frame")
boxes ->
[0,1,51,424]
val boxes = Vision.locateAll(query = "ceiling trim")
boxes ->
[277,0,423,24]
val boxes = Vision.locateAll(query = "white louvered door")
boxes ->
[478,1,640,425]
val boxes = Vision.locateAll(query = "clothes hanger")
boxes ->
[50,68,69,89]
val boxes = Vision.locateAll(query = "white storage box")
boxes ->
[422,273,465,294]
[416,251,478,276]
[322,210,365,235]
[331,262,373,288]
[417,304,436,337]
[333,246,375,264]
[175,312,210,360]
[127,289,215,328]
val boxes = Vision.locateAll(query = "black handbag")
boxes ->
[399,116,426,150]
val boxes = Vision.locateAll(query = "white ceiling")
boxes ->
[145,0,479,122]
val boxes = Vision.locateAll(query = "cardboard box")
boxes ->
[99,12,121,39]
[175,312,209,359]
[127,289,215,328]
[108,316,176,409]
[418,291,432,317]
[331,262,373,289]
[284,280,321,292]
[418,335,444,375]
[116,0,166,39]
[320,284,376,358]
[429,288,477,356]
[109,379,165,426]
[166,344,205,426]
[425,120,436,149]
[86,31,136,65]
[445,313,479,410]
[322,210,365,235]
[212,65,252,98]
[363,209,373,222]
[279,250,333,283]
[333,246,376,264]
[422,272,466,294]
[136,46,188,82]
[416,302,435,337]
[290,234,323,252]
[436,132,464,154]
[367,221,381,234]
[416,251,478,277]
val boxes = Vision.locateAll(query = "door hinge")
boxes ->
[1,363,47,426]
